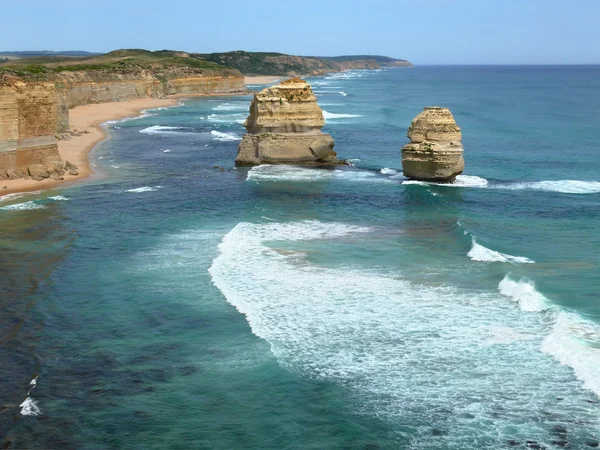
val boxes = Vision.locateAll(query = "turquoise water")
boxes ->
[2,66,600,449]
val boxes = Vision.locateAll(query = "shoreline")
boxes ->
[0,90,253,200]
[1,77,288,200]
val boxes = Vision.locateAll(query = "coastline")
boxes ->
[0,98,179,198]
[1,77,282,200]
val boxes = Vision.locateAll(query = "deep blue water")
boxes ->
[1,66,600,449]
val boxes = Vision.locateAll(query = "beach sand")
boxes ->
[244,76,282,85]
[0,98,178,198]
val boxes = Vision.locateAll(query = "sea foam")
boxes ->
[502,180,600,194]
[542,312,600,397]
[468,238,535,264]
[208,220,600,442]
[322,111,362,120]
[126,186,162,193]
[139,125,189,135]
[211,130,242,142]
[247,165,391,183]
[498,274,548,312]
[0,201,46,211]
[403,175,489,188]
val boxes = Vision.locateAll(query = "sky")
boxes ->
[1,0,599,65]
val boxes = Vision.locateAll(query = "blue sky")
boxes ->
[2,0,599,64]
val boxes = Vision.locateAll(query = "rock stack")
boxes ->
[401,107,464,182]
[235,78,340,166]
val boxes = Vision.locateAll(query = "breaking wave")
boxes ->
[126,186,162,193]
[0,201,46,211]
[246,165,391,183]
[498,274,549,312]
[204,113,246,124]
[211,130,242,142]
[139,125,190,135]
[403,175,489,188]
[542,312,600,397]
[212,102,248,111]
[380,168,398,175]
[322,111,362,120]
[469,238,535,264]
[208,220,600,445]
[502,180,600,194]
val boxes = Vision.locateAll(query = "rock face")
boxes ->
[401,107,464,182]
[0,81,63,178]
[236,78,339,166]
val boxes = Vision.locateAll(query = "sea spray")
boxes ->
[469,239,535,264]
[498,274,548,312]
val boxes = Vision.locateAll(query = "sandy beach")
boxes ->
[244,76,281,85]
[0,98,179,198]
[1,84,266,200]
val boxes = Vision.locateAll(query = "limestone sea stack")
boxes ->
[235,78,340,166]
[401,107,464,182]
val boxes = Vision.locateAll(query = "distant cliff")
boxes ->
[196,51,412,76]
[0,50,245,181]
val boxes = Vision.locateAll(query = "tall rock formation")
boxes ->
[235,78,339,166]
[0,81,62,180]
[401,107,464,182]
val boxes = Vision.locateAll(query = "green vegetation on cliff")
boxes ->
[196,51,412,75]
[0,49,412,83]
[0,50,237,83]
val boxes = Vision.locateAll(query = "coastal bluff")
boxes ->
[401,107,464,182]
[0,81,63,180]
[0,50,245,183]
[236,78,340,166]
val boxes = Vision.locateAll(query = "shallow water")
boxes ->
[1,67,600,449]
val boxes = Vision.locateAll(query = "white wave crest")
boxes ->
[213,102,248,112]
[380,168,398,175]
[163,149,171,153]
[503,180,600,194]
[247,165,391,183]
[20,397,41,416]
[211,130,241,141]
[403,175,488,188]
[542,312,600,397]
[339,91,348,96]
[126,186,162,193]
[323,111,362,120]
[205,113,246,124]
[0,201,45,211]
[139,125,189,135]
[469,239,534,264]
[207,220,600,439]
[498,275,549,312]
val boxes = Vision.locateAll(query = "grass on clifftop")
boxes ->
[0,49,234,81]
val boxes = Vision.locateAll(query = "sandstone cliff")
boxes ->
[0,50,246,181]
[236,78,339,166]
[401,107,464,182]
[0,81,63,181]
[197,51,412,76]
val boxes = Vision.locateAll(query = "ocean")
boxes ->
[1,66,600,449]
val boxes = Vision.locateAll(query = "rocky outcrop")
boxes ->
[0,68,244,181]
[236,78,340,166]
[0,81,63,179]
[401,107,464,182]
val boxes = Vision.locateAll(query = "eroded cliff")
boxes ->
[0,81,63,181]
